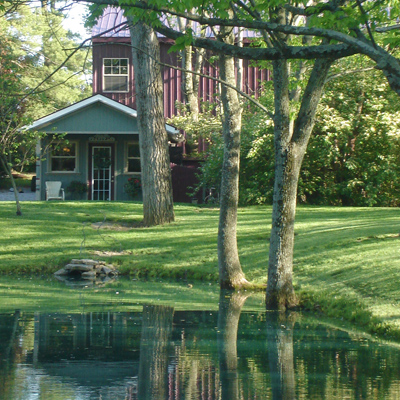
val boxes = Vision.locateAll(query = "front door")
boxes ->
[89,144,115,200]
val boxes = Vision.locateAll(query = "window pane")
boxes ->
[51,158,76,172]
[104,76,128,92]
[112,59,120,66]
[128,143,140,157]
[104,66,112,75]
[104,59,111,66]
[128,159,141,173]
[121,66,128,74]
[120,59,128,67]
[112,66,119,74]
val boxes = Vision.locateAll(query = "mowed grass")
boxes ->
[1,201,400,339]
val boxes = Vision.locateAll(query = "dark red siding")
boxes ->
[92,37,269,119]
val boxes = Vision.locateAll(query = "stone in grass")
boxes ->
[64,264,95,272]
[71,259,105,266]
[54,258,118,280]
[100,266,117,276]
[54,268,69,276]
[82,271,97,279]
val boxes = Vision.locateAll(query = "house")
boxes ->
[30,95,181,201]
[29,7,268,202]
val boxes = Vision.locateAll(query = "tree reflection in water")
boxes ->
[138,304,174,400]
[266,311,297,400]
[217,290,250,400]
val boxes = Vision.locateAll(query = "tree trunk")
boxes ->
[266,58,333,310]
[0,155,22,216]
[218,26,249,289]
[129,20,174,226]
[183,44,199,122]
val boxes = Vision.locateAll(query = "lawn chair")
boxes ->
[45,181,65,201]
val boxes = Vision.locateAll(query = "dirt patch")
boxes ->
[91,220,145,231]
[90,249,132,257]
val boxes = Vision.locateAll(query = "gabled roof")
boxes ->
[25,94,180,138]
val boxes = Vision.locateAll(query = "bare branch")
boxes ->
[325,66,375,83]
[376,24,400,32]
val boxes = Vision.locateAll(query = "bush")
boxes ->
[124,177,141,198]
[66,181,87,199]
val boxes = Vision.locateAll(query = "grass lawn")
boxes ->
[1,200,400,340]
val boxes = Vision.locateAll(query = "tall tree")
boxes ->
[3,3,91,120]
[0,2,91,214]
[218,20,249,288]
[128,18,175,226]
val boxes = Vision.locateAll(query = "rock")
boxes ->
[100,266,116,275]
[65,264,94,272]
[54,268,69,276]
[55,258,118,281]
[82,271,97,279]
[71,259,100,266]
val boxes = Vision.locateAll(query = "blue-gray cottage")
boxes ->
[26,94,180,201]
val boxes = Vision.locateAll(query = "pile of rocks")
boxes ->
[54,259,118,280]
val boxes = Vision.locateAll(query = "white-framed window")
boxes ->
[126,141,141,173]
[103,58,129,92]
[50,142,77,172]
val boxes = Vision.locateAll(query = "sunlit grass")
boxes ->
[2,201,400,339]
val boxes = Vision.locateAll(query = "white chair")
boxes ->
[45,181,65,201]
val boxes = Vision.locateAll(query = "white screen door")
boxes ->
[91,146,113,201]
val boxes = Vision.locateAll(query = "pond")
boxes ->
[0,277,400,399]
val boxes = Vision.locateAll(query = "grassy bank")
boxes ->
[1,201,400,340]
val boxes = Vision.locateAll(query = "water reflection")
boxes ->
[1,306,400,399]
[138,305,174,400]
[267,312,296,400]
[218,290,250,400]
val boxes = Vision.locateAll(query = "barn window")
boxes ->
[103,58,129,92]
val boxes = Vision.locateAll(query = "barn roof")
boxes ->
[92,7,259,39]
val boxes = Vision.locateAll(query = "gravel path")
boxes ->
[0,189,37,201]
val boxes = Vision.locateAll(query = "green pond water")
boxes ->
[0,277,400,399]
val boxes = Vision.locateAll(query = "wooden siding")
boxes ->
[92,37,269,119]
[37,102,139,134]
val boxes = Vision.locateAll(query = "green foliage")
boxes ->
[235,60,400,207]
[168,102,221,155]
[0,4,91,176]
[300,64,400,206]
[3,4,91,120]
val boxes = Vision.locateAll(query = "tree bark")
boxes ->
[218,25,249,289]
[129,20,175,226]
[266,58,334,310]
